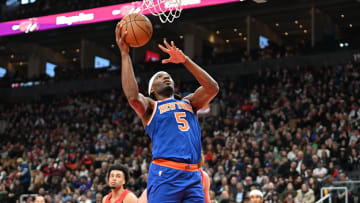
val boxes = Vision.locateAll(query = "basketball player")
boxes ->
[138,156,211,203]
[249,189,263,203]
[102,165,137,203]
[115,22,219,203]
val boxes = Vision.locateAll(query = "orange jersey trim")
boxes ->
[182,98,191,103]
[146,102,157,126]
[152,159,199,171]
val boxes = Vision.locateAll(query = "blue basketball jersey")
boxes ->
[145,98,201,164]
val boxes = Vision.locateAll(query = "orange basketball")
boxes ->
[119,13,153,47]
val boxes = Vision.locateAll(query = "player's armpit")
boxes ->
[184,86,217,112]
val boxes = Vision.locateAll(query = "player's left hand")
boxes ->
[158,40,186,64]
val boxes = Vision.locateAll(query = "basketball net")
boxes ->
[142,0,182,23]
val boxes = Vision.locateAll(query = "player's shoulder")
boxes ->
[102,194,109,203]
[124,190,138,203]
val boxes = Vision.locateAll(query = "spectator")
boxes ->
[295,183,315,203]
[17,158,31,193]
[263,182,278,202]
[34,195,46,203]
[280,183,297,201]
[234,182,245,203]
[336,173,355,203]
[312,162,328,182]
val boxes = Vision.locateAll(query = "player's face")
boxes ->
[152,72,174,96]
[108,170,125,189]
[250,195,263,203]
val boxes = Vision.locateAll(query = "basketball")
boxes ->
[119,13,153,47]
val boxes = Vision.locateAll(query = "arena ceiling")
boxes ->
[0,0,360,68]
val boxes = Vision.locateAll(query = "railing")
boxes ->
[333,180,360,184]
[333,180,360,203]
[19,194,38,203]
[320,187,348,203]
[315,194,331,203]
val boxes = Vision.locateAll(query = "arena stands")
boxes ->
[0,57,359,202]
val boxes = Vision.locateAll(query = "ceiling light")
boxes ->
[76,48,80,53]
[284,32,288,36]
[299,24,303,29]
[73,58,77,62]
[340,14,344,18]
[238,32,243,36]
[275,23,279,27]
[19,61,23,66]
[209,34,215,43]
[304,29,308,34]
[61,50,66,54]
[233,28,238,32]
[294,20,299,24]
[349,24,353,28]
[226,39,230,43]
[243,37,247,41]
[10,54,14,59]
[216,30,220,35]
[179,35,184,39]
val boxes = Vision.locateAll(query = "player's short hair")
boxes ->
[106,165,129,184]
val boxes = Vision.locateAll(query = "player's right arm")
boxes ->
[115,22,153,125]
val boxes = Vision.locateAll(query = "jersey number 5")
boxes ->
[174,112,189,131]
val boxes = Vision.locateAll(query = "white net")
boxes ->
[142,0,182,23]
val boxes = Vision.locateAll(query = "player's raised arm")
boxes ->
[158,40,219,111]
[116,22,153,124]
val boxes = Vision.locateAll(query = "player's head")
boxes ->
[106,165,129,190]
[34,195,46,203]
[148,71,174,100]
[249,189,263,203]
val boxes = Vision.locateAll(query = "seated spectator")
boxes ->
[280,183,297,201]
[295,183,315,203]
[312,161,328,182]
[34,195,45,203]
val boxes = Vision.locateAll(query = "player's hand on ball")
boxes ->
[158,40,186,64]
[115,22,129,54]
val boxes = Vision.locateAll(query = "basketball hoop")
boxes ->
[142,0,182,23]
